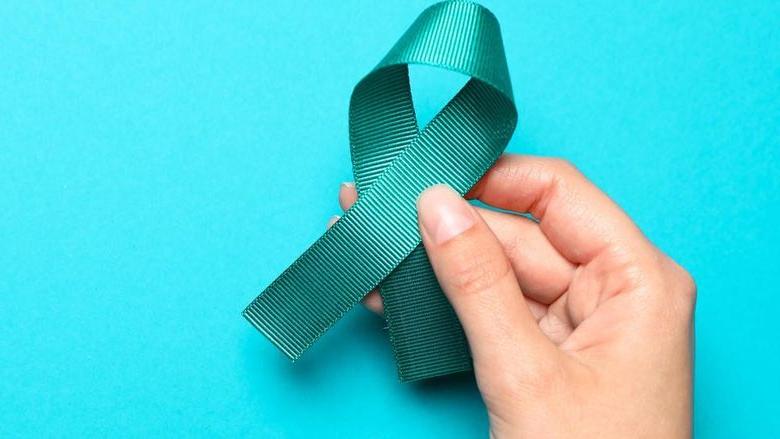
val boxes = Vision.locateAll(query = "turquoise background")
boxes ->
[1,1,778,437]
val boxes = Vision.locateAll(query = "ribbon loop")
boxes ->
[244,0,517,381]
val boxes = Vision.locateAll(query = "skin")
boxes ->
[331,154,695,438]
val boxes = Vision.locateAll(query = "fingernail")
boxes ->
[339,182,356,211]
[417,185,475,245]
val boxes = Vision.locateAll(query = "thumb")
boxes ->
[417,185,556,378]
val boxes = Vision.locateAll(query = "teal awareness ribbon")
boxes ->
[243,1,517,381]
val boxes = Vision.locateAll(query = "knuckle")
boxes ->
[448,249,513,296]
[650,252,697,317]
[549,157,580,176]
[670,260,697,308]
[499,232,525,260]
[495,158,543,189]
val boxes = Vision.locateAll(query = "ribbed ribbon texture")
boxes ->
[243,0,517,381]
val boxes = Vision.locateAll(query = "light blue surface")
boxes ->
[1,1,778,437]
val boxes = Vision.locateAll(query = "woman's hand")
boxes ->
[335,154,695,438]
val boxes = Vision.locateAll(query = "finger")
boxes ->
[417,184,557,373]
[537,292,575,345]
[478,209,575,305]
[341,182,575,305]
[327,204,383,315]
[468,155,649,264]
[361,292,383,315]
[338,182,358,211]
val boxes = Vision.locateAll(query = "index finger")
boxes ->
[467,154,648,264]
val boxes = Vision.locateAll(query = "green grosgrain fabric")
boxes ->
[243,0,517,381]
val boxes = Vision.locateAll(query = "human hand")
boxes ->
[334,154,695,438]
